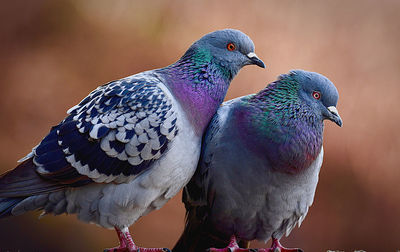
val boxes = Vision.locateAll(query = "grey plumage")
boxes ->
[174,70,342,252]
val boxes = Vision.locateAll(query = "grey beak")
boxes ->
[327,106,343,127]
[247,52,265,68]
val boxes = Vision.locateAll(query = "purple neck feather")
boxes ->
[158,54,232,135]
[235,94,324,174]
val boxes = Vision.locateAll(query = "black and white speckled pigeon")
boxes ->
[0,29,265,252]
[173,70,342,252]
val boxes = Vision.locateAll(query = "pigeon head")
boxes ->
[241,70,342,172]
[186,29,265,79]
[159,29,265,135]
[286,70,342,127]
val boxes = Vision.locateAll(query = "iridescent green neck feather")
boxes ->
[236,76,324,174]
[158,47,233,135]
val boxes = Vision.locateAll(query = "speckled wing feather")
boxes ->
[33,72,178,184]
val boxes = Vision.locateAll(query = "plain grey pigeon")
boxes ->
[0,29,265,252]
[173,70,342,252]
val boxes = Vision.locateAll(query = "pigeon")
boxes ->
[0,29,265,252]
[173,70,342,252]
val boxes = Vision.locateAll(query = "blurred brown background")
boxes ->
[0,0,399,251]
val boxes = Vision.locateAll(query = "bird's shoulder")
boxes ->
[182,96,248,208]
[203,95,249,145]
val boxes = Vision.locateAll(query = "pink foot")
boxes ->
[104,248,170,252]
[104,246,129,252]
[104,227,170,252]
[207,235,257,252]
[258,238,303,252]
[207,236,303,252]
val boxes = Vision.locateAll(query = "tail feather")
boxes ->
[0,197,25,218]
[0,158,65,198]
[173,207,203,252]
[173,206,250,252]
[0,158,70,219]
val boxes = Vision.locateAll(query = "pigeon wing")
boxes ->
[34,73,178,185]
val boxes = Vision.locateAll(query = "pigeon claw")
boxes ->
[136,248,171,252]
[104,247,130,252]
[258,248,302,252]
[106,227,170,252]
[257,238,303,252]
[207,235,258,252]
[207,248,256,252]
[104,248,170,252]
[206,248,231,252]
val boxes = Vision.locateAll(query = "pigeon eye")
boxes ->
[227,43,236,51]
[312,91,321,100]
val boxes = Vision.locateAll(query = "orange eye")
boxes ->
[227,43,236,51]
[312,91,321,100]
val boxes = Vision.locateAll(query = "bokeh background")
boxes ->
[0,0,399,251]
